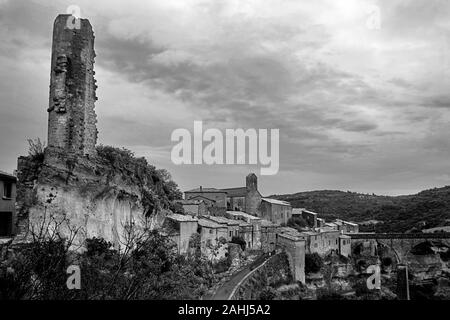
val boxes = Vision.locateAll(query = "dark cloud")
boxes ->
[0,0,449,195]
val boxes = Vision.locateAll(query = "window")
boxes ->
[3,182,12,199]
[229,231,232,237]
[209,229,213,234]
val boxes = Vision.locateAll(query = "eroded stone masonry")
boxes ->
[47,15,98,156]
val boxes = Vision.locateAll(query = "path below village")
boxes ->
[207,253,272,300]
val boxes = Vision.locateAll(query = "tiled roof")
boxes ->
[166,213,198,222]
[301,209,318,216]
[188,195,216,202]
[260,219,279,227]
[0,170,16,181]
[198,218,227,229]
[206,215,240,226]
[261,198,291,206]
[226,211,261,221]
[185,187,225,193]
[299,231,318,237]
[175,199,204,205]
[221,187,247,197]
[278,232,305,241]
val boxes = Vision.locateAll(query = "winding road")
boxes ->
[208,253,274,300]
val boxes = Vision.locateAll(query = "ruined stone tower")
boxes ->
[47,14,98,156]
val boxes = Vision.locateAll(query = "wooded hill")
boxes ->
[271,186,450,233]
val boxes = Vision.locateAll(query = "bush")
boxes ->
[382,257,393,266]
[95,145,183,213]
[259,287,278,300]
[287,216,308,230]
[0,229,217,300]
[27,138,45,162]
[305,253,323,273]
[230,236,246,251]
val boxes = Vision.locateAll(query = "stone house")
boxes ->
[299,228,345,256]
[261,220,279,253]
[0,171,16,237]
[334,219,359,233]
[234,220,253,250]
[163,214,198,255]
[174,199,207,216]
[299,209,318,228]
[259,198,292,225]
[197,218,228,249]
[317,217,325,228]
[184,187,227,212]
[339,234,352,257]
[226,211,262,250]
[204,215,240,241]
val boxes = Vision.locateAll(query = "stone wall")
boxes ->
[277,233,306,283]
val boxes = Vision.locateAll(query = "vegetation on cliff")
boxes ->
[272,187,450,233]
[0,228,215,299]
[95,145,183,214]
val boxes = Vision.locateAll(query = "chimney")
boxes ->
[200,186,203,192]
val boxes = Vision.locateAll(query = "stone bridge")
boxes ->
[349,233,450,263]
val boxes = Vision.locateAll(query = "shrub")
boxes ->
[27,138,45,162]
[95,145,183,213]
[0,229,217,300]
[259,287,278,300]
[305,253,323,273]
[230,236,246,251]
[287,216,308,230]
[382,257,393,266]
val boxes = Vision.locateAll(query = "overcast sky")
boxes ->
[0,0,449,196]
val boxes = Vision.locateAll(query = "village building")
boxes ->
[204,215,240,241]
[292,208,318,228]
[184,187,227,208]
[174,199,207,216]
[339,234,352,257]
[259,198,292,225]
[334,219,359,233]
[197,217,228,249]
[184,173,262,216]
[163,214,198,255]
[260,220,279,253]
[317,217,325,228]
[234,219,254,250]
[296,226,354,257]
[226,211,262,250]
[0,171,16,238]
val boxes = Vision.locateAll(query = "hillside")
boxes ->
[271,187,450,233]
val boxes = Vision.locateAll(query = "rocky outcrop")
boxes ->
[15,147,174,249]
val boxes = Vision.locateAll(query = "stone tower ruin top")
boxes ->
[47,14,98,156]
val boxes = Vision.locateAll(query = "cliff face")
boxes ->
[15,147,176,248]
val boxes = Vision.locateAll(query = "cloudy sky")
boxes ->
[0,0,449,196]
